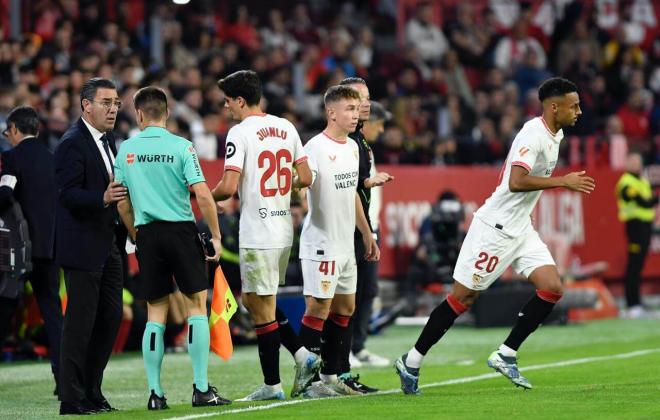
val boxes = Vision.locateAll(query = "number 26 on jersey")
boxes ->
[259,149,292,197]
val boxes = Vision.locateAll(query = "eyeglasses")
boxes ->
[91,100,122,110]
[1,125,11,137]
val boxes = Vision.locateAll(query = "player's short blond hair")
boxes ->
[323,85,361,107]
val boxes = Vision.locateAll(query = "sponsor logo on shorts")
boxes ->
[472,273,483,284]
[320,279,332,293]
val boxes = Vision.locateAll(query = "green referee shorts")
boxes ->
[136,221,208,301]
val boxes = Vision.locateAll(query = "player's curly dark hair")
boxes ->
[217,70,262,106]
[323,85,361,106]
[538,77,577,102]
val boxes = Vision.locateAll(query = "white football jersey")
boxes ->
[224,114,307,248]
[300,132,360,260]
[474,117,564,236]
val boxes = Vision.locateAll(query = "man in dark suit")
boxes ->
[0,106,62,393]
[55,78,127,415]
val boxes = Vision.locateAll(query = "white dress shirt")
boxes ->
[81,117,114,175]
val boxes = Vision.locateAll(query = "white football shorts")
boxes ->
[301,254,357,299]
[453,217,555,291]
[240,247,291,295]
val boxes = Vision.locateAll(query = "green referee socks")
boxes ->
[142,322,165,397]
[187,315,210,392]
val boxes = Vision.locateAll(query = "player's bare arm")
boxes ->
[355,192,380,261]
[212,169,240,201]
[292,160,313,189]
[192,181,222,261]
[117,192,137,242]
[509,165,595,194]
[364,171,394,188]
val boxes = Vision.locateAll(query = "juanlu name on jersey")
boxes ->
[256,127,288,141]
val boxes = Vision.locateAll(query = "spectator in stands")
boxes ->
[405,1,449,64]
[373,124,405,165]
[556,20,603,75]
[617,89,651,154]
[441,50,474,108]
[261,9,300,59]
[353,27,376,70]
[224,5,260,53]
[432,136,458,166]
[606,115,629,169]
[446,2,494,67]
[514,48,552,95]
[494,18,547,74]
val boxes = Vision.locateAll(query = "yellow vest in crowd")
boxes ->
[616,172,655,222]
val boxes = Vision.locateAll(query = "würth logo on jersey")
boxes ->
[134,154,175,163]
[256,127,288,141]
[126,153,135,165]
[519,147,530,157]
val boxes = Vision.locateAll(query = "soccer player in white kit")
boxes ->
[296,85,380,398]
[212,70,320,401]
[395,77,596,394]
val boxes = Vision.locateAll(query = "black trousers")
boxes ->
[0,296,18,345]
[624,220,652,307]
[352,232,380,354]
[59,242,123,404]
[30,258,63,379]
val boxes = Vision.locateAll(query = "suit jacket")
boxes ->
[55,118,121,271]
[0,137,56,259]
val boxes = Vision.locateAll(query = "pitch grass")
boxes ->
[1,318,659,419]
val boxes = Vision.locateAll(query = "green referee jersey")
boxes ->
[114,126,205,227]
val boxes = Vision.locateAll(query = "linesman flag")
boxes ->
[209,266,238,360]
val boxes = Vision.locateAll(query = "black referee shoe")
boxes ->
[338,373,379,394]
[147,390,169,410]
[192,384,231,407]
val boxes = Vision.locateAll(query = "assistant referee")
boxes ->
[115,86,230,410]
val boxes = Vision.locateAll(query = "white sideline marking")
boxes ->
[166,348,660,420]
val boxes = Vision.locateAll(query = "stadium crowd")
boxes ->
[0,0,658,166]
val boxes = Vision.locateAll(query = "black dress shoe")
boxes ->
[59,401,95,415]
[92,398,118,412]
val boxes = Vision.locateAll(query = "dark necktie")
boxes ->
[101,134,121,225]
[100,134,115,174]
